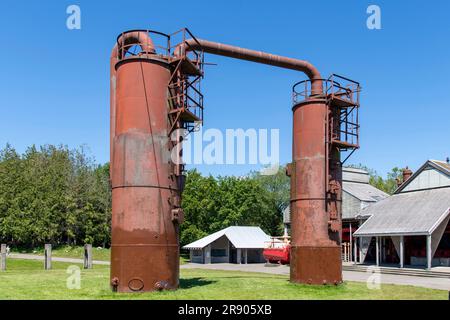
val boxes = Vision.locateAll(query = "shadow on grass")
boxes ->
[180,277,217,289]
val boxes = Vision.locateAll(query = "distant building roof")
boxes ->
[182,226,271,250]
[354,187,450,237]
[343,167,370,184]
[432,160,450,173]
[344,182,389,203]
[395,159,450,194]
[283,167,388,223]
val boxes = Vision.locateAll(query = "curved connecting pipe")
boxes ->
[183,38,323,95]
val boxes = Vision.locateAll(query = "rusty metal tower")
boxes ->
[110,28,360,292]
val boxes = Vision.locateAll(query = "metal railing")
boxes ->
[116,29,171,60]
[292,74,360,106]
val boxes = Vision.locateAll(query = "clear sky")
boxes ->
[0,0,449,177]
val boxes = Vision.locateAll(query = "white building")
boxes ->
[354,159,450,269]
[183,226,271,264]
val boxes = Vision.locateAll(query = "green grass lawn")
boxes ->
[0,259,446,300]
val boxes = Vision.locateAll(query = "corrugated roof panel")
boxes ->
[354,188,450,236]
[182,228,227,249]
[226,226,271,248]
[283,181,388,222]
[431,160,450,174]
[344,182,389,202]
[182,226,271,249]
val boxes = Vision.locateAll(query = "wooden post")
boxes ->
[353,237,358,264]
[1,244,6,271]
[426,235,432,270]
[244,249,248,264]
[84,244,93,269]
[236,248,241,264]
[44,244,52,270]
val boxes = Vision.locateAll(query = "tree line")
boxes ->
[0,144,401,248]
[0,144,288,248]
[0,144,111,247]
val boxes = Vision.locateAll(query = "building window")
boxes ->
[211,249,227,257]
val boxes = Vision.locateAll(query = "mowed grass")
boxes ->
[0,259,446,300]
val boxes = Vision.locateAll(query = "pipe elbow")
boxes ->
[113,31,156,60]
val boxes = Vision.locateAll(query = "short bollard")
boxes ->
[44,244,52,270]
[84,244,93,269]
[1,244,6,271]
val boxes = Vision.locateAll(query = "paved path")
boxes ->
[182,263,450,291]
[7,254,450,290]
[8,253,109,265]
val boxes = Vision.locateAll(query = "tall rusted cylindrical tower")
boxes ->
[110,28,360,291]
[289,76,360,285]
[289,97,342,285]
[110,31,182,292]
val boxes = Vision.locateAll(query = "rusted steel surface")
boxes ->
[183,38,323,96]
[110,31,181,292]
[182,40,352,285]
[289,98,342,285]
[110,28,359,290]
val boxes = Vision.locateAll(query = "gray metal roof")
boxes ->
[431,160,450,174]
[343,167,370,184]
[344,182,389,202]
[182,226,271,250]
[354,188,450,237]
[283,181,388,223]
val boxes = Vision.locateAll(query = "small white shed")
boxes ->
[182,226,271,264]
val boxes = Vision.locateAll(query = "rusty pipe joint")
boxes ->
[114,31,156,61]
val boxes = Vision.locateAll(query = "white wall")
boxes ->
[402,167,450,192]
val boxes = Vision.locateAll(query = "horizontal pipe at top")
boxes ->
[184,38,323,95]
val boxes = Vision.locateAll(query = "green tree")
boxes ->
[180,170,282,246]
[0,144,112,248]
[348,164,403,195]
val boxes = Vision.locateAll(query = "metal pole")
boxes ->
[44,244,52,270]
[375,237,379,266]
[344,243,347,262]
[349,223,353,262]
[353,237,357,264]
[84,244,93,269]
[359,237,363,263]
[399,236,404,268]
[1,244,6,271]
[205,245,211,264]
[426,235,432,270]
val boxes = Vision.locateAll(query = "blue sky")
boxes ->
[0,0,449,177]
